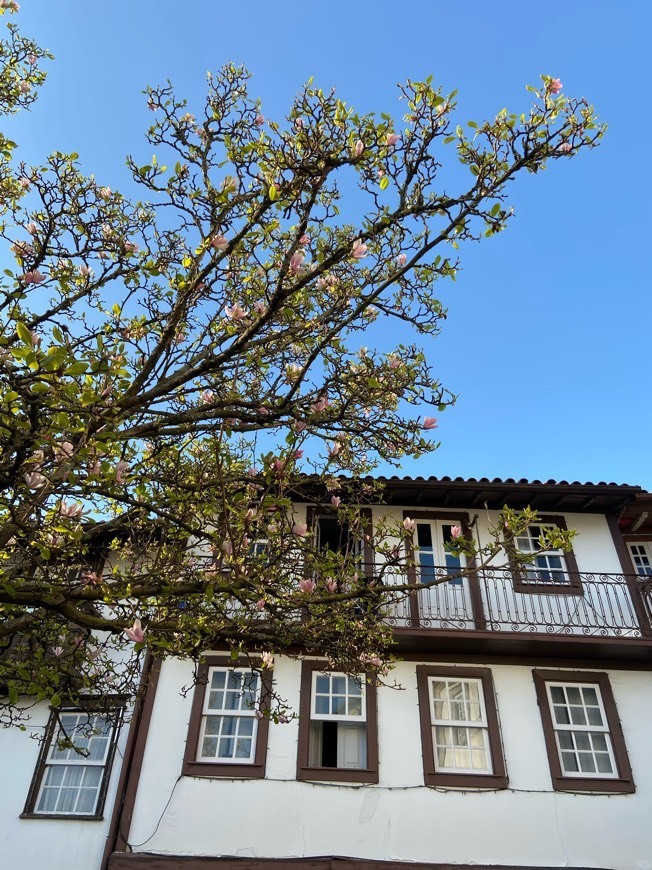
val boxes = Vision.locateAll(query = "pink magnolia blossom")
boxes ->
[289,251,305,274]
[285,363,301,382]
[30,331,41,347]
[328,442,341,457]
[397,253,407,266]
[79,264,91,278]
[27,53,37,66]
[292,523,308,537]
[124,618,145,643]
[24,469,44,489]
[200,390,214,404]
[211,235,229,251]
[388,356,400,370]
[87,647,101,661]
[223,175,238,192]
[272,458,286,474]
[52,646,64,657]
[260,651,274,668]
[18,81,30,94]
[311,396,329,413]
[245,508,256,523]
[26,222,38,235]
[354,139,364,158]
[450,525,462,539]
[331,496,341,508]
[292,449,304,461]
[22,269,45,284]
[359,653,383,669]
[224,302,249,321]
[294,117,304,129]
[549,78,563,94]
[256,599,265,610]
[59,500,83,519]
[298,578,316,594]
[115,460,129,484]
[299,234,310,246]
[11,240,33,257]
[221,540,234,556]
[18,176,30,189]
[255,113,265,127]
[99,186,112,199]
[81,571,102,586]
[423,416,438,430]
[73,634,84,649]
[258,406,270,416]
[403,517,415,532]
[559,142,572,153]
[253,300,266,315]
[351,238,368,259]
[294,420,307,433]
[53,441,74,462]
[324,578,338,593]
[124,241,139,254]
[386,132,400,147]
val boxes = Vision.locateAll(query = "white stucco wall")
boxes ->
[127,656,652,870]
[0,699,129,870]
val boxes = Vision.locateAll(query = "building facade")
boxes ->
[5,477,652,870]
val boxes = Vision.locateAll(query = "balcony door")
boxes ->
[413,519,473,625]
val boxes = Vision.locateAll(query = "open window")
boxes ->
[297,661,378,783]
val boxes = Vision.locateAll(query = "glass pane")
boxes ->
[596,753,614,773]
[550,686,565,703]
[578,753,596,773]
[587,706,603,726]
[347,677,362,695]
[467,702,482,722]
[218,738,234,758]
[348,697,362,716]
[332,696,346,715]
[592,732,608,751]
[470,747,488,769]
[558,732,574,749]
[235,738,252,758]
[204,716,220,735]
[239,717,254,737]
[315,696,329,715]
[201,736,218,757]
[569,706,587,726]
[315,675,330,694]
[553,704,570,725]
[211,670,226,689]
[575,732,591,751]
[417,523,433,547]
[221,716,237,736]
[433,700,448,720]
[431,681,447,700]
[566,686,582,704]
[561,751,579,772]
[331,676,345,694]
[208,690,224,711]
[76,787,98,814]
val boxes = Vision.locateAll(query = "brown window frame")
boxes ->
[508,514,582,595]
[532,669,634,793]
[182,655,272,779]
[416,665,508,789]
[21,699,126,820]
[296,660,378,784]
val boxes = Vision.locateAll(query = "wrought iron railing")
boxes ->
[380,566,652,639]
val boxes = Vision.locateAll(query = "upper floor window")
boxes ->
[297,661,378,783]
[22,704,124,819]
[416,666,508,788]
[532,670,634,793]
[414,519,466,586]
[509,515,582,594]
[628,542,652,576]
[183,656,271,778]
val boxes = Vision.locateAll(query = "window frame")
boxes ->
[416,665,508,789]
[21,699,125,820]
[508,514,582,595]
[182,655,272,779]
[297,660,378,783]
[532,669,634,793]
[627,541,652,577]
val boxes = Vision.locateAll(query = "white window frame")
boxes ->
[414,519,466,585]
[428,676,492,775]
[197,667,261,765]
[25,707,123,818]
[310,671,367,723]
[545,681,617,779]
[514,523,569,584]
[628,542,652,577]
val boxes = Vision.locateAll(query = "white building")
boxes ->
[4,477,652,870]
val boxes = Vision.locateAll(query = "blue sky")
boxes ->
[7,2,651,489]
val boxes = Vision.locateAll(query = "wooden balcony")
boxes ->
[381,567,652,663]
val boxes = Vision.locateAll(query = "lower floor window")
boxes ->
[23,704,124,819]
[533,670,635,793]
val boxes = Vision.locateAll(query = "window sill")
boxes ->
[297,766,378,784]
[181,761,266,779]
[552,776,635,794]
[20,812,104,821]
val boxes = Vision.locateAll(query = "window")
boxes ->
[414,519,466,586]
[22,704,124,819]
[416,666,507,788]
[182,656,272,778]
[297,661,378,783]
[533,670,634,793]
[629,542,652,576]
[509,515,582,594]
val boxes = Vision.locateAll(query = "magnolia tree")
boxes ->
[0,8,601,725]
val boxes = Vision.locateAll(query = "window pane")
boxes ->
[417,523,433,547]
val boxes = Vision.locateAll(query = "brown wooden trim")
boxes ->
[101,655,161,870]
[415,665,508,789]
[22,698,126,821]
[532,669,635,793]
[607,513,652,637]
[296,660,378,783]
[397,649,652,670]
[182,655,272,779]
[108,855,608,869]
[509,515,582,595]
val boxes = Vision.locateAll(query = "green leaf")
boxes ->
[66,361,88,376]
[16,321,32,346]
[379,176,389,191]
[50,694,61,708]
[490,203,501,217]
